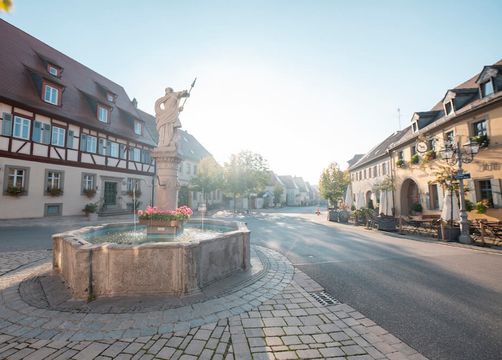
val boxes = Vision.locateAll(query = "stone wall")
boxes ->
[53,220,250,300]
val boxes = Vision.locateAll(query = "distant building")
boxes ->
[279,175,300,206]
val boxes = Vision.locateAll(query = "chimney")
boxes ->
[132,98,138,108]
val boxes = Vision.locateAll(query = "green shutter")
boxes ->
[2,113,12,136]
[32,121,42,142]
[67,130,74,149]
[80,134,87,151]
[42,124,51,144]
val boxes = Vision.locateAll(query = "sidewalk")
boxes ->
[0,245,427,359]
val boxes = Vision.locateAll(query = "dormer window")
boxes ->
[106,92,115,103]
[42,82,61,105]
[97,104,110,123]
[481,80,494,98]
[48,64,59,77]
[134,120,142,135]
[445,101,453,115]
[412,122,418,132]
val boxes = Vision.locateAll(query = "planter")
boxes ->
[438,226,460,242]
[338,211,349,223]
[375,216,396,232]
[327,209,338,222]
[87,213,98,221]
[138,219,184,235]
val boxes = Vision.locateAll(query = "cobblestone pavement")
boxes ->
[0,246,427,359]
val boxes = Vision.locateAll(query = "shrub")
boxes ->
[464,199,475,212]
[411,202,423,212]
[476,200,489,214]
[83,203,98,214]
[410,154,420,165]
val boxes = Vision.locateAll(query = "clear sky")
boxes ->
[2,0,502,184]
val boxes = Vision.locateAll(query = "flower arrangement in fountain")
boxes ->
[138,205,193,221]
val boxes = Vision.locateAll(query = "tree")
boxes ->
[223,151,269,211]
[318,162,349,208]
[273,185,284,207]
[190,156,223,204]
[0,0,13,12]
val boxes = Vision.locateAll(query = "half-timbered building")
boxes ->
[0,20,156,218]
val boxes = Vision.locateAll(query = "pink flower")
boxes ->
[138,210,144,216]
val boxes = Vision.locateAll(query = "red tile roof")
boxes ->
[0,19,155,147]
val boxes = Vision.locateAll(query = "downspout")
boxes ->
[388,149,397,217]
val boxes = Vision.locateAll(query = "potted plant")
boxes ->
[410,154,420,165]
[83,203,98,221]
[470,134,489,148]
[411,202,422,215]
[6,186,25,197]
[396,159,406,168]
[138,205,193,234]
[83,188,96,199]
[476,199,489,214]
[423,150,436,162]
[47,187,63,197]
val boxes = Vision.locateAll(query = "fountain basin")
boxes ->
[52,219,250,300]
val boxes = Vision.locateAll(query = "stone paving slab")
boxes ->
[0,246,428,359]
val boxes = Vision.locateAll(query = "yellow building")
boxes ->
[389,60,502,220]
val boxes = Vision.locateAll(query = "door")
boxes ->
[104,181,117,207]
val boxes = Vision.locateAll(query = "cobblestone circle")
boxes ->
[0,246,294,341]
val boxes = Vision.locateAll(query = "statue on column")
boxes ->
[154,87,189,151]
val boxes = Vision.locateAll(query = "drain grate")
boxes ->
[310,291,340,306]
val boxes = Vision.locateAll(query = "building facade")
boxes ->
[0,20,156,219]
[389,60,502,220]
[348,130,408,211]
[348,59,502,221]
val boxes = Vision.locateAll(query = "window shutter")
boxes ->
[98,139,105,155]
[67,130,74,149]
[32,121,42,142]
[42,124,51,144]
[437,186,444,210]
[490,179,502,208]
[425,192,431,210]
[465,179,476,203]
[119,144,126,159]
[2,113,12,136]
[80,134,87,151]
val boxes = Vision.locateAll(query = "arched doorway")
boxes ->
[400,179,420,215]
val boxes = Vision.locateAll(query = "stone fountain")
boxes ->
[53,87,250,300]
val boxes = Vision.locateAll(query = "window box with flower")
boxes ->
[6,186,25,197]
[396,159,406,168]
[410,154,420,165]
[83,188,96,198]
[470,134,489,148]
[47,187,63,197]
[138,206,193,235]
[423,150,436,162]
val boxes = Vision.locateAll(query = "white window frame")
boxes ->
[109,142,119,158]
[13,116,30,140]
[86,135,97,153]
[130,147,140,162]
[134,120,142,135]
[97,105,109,123]
[51,126,65,147]
[48,65,59,77]
[44,84,59,105]
[8,168,26,188]
[47,171,61,190]
[83,174,94,190]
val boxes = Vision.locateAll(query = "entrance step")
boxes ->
[98,209,132,217]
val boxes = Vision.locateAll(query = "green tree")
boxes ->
[0,0,13,12]
[318,162,349,208]
[223,151,269,211]
[190,156,224,204]
[273,185,284,206]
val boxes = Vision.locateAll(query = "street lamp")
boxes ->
[439,139,479,243]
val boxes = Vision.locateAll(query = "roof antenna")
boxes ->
[397,107,401,131]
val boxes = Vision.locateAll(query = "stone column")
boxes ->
[151,148,181,210]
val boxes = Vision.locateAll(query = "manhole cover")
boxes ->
[310,291,340,306]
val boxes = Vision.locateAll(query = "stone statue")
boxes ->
[154,87,189,150]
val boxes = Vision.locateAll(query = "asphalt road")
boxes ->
[245,207,502,360]
[1,208,501,359]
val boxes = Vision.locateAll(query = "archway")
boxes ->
[400,179,420,215]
